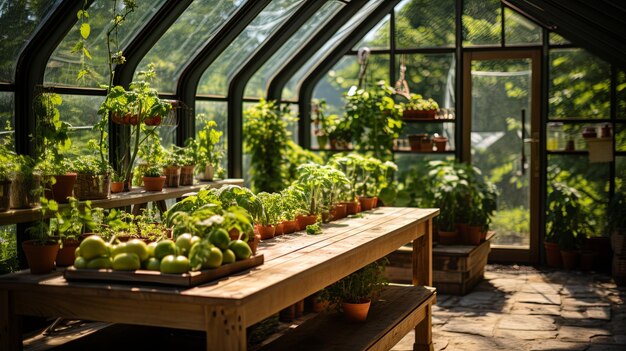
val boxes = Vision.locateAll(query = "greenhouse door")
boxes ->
[462,50,541,263]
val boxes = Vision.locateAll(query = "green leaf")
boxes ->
[83,47,92,60]
[80,23,90,39]
[77,10,83,19]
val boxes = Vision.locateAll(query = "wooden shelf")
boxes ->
[547,150,588,155]
[402,118,456,123]
[0,179,243,226]
[393,149,455,154]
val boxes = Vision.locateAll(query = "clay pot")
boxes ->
[56,239,80,267]
[456,223,469,237]
[544,241,562,268]
[22,240,60,274]
[274,222,284,236]
[296,214,317,231]
[408,134,424,152]
[342,299,371,322]
[358,196,377,211]
[74,173,110,200]
[142,176,166,191]
[110,181,124,193]
[282,220,298,234]
[257,224,275,240]
[248,233,261,255]
[0,180,10,212]
[198,164,214,181]
[342,201,359,215]
[330,204,347,220]
[438,230,458,245]
[433,137,448,152]
[163,166,181,188]
[180,165,195,186]
[465,225,483,245]
[561,250,578,270]
[44,173,77,204]
[10,173,41,209]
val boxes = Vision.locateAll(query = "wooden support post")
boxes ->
[204,305,246,351]
[155,200,168,215]
[414,303,434,351]
[0,290,21,351]
[412,218,433,351]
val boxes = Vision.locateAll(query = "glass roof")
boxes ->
[44,0,166,87]
[0,0,61,83]
[197,0,305,96]
[353,14,390,50]
[244,1,344,99]
[281,0,384,101]
[135,0,248,94]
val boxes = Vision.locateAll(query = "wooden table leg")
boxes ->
[155,200,168,215]
[204,305,246,350]
[131,203,146,216]
[0,290,21,351]
[412,219,433,351]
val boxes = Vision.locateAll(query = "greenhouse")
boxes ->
[0,0,625,350]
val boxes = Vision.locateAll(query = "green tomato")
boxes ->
[154,240,178,260]
[86,256,112,269]
[176,233,200,256]
[111,243,127,258]
[160,255,190,274]
[73,256,88,269]
[112,253,141,271]
[209,228,231,250]
[143,257,161,271]
[221,249,236,264]
[204,247,223,269]
[147,242,157,258]
[79,236,108,260]
[74,246,81,258]
[124,239,150,261]
[228,240,252,261]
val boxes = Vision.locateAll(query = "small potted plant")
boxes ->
[197,119,224,181]
[163,145,183,188]
[401,94,439,119]
[354,155,382,211]
[51,197,97,266]
[329,154,360,214]
[23,198,60,274]
[279,187,307,234]
[293,164,335,230]
[326,259,388,322]
[311,99,338,150]
[180,138,199,186]
[321,167,350,222]
[142,165,166,192]
[432,133,448,152]
[71,155,111,200]
[110,171,125,193]
[256,192,283,239]
[8,153,41,209]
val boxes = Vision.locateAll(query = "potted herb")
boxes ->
[180,138,198,186]
[354,155,382,211]
[321,167,350,221]
[329,154,360,214]
[51,197,97,266]
[197,118,224,182]
[163,145,183,188]
[23,198,60,274]
[311,99,338,150]
[70,155,111,200]
[293,164,334,230]
[8,153,41,209]
[142,165,166,192]
[435,187,458,245]
[110,171,125,193]
[256,192,283,239]
[326,259,389,322]
[401,94,439,119]
[279,186,307,234]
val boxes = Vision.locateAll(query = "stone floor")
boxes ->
[392,265,626,351]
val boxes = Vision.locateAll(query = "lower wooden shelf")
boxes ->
[258,284,436,351]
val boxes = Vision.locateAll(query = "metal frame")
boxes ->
[266,0,365,102]
[297,0,401,149]
[177,0,272,149]
[227,1,328,178]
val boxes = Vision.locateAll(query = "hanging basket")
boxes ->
[586,138,613,163]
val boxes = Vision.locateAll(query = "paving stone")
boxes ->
[558,325,612,342]
[457,291,506,309]
[441,333,527,351]
[561,307,611,320]
[562,297,610,308]
[490,278,524,293]
[498,315,557,331]
[528,340,589,350]
[561,284,603,297]
[587,345,626,351]
[511,302,561,316]
[441,314,499,337]
[591,334,626,345]
[494,329,558,340]
[522,282,561,295]
[513,292,562,305]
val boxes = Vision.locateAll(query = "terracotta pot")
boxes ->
[408,134,424,152]
[438,230,458,245]
[180,165,195,186]
[579,251,595,271]
[282,220,298,234]
[544,241,562,268]
[22,240,60,274]
[342,299,371,322]
[433,137,448,152]
[10,173,41,209]
[257,224,275,240]
[74,173,110,200]
[358,196,377,211]
[45,173,77,204]
[142,176,166,191]
[110,181,124,193]
[356,202,362,213]
[274,222,284,236]
[163,166,181,188]
[248,233,261,255]
[330,204,347,220]
[342,201,359,215]
[561,250,578,270]
[56,239,80,267]
[456,223,469,237]
[0,180,10,212]
[296,214,317,231]
[198,164,214,181]
[465,225,483,245]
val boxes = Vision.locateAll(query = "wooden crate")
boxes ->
[387,232,493,295]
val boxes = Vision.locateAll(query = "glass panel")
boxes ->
[617,123,626,152]
[471,59,532,247]
[395,54,455,109]
[504,7,541,45]
[136,0,247,94]
[57,94,105,155]
[395,0,455,49]
[617,156,626,190]
[547,156,610,236]
[281,0,384,101]
[0,0,59,82]
[0,225,17,274]
[549,49,610,119]
[45,0,165,87]
[0,92,14,150]
[550,32,570,45]
[195,100,227,176]
[244,1,343,99]
[618,70,626,120]
[463,0,502,46]
[353,14,389,50]
[197,0,305,96]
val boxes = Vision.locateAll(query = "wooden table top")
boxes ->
[0,179,244,226]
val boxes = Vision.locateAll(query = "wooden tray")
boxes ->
[64,254,264,287]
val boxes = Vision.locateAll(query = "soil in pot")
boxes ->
[143,176,166,191]
[44,173,77,204]
[163,166,181,188]
[465,226,483,245]
[282,220,298,234]
[342,201,359,215]
[10,173,41,209]
[257,225,275,240]
[0,179,10,212]
[561,250,578,270]
[110,181,124,193]
[56,239,80,267]
[438,230,458,245]
[358,196,377,211]
[296,215,317,231]
[22,240,60,274]
[180,165,195,186]
[544,241,562,268]
[342,299,371,322]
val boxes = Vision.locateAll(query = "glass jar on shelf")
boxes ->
[547,122,564,150]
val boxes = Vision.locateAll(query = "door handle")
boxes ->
[523,138,538,143]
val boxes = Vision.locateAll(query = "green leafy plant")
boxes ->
[279,186,308,220]
[546,182,590,250]
[33,91,72,175]
[607,188,626,235]
[50,197,97,242]
[213,185,266,225]
[197,118,224,170]
[257,192,283,226]
[293,163,334,216]
[312,99,338,148]
[143,165,163,178]
[326,259,388,305]
[402,94,439,111]
[70,155,111,175]
[306,223,322,235]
